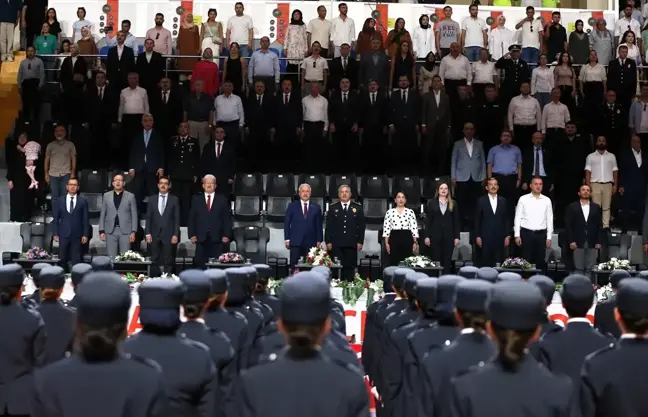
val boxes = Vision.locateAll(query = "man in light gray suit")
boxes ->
[99,173,138,257]
[451,122,487,231]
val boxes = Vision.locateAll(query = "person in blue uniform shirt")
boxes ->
[32,272,167,417]
[66,263,93,308]
[448,281,573,417]
[36,265,77,365]
[204,269,251,373]
[252,264,280,316]
[121,279,217,417]
[284,183,324,266]
[0,263,47,417]
[91,255,113,271]
[178,270,236,417]
[594,269,631,339]
[421,279,495,417]
[224,272,369,417]
[22,262,50,305]
[580,278,648,417]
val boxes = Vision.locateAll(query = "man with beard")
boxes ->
[585,136,618,230]
[145,13,173,56]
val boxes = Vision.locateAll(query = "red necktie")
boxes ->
[206,194,212,212]
[303,202,308,217]
[216,141,221,158]
[284,94,289,105]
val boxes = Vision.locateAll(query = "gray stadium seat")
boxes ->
[601,232,631,261]
[266,173,295,222]
[233,226,270,264]
[79,169,108,218]
[234,173,263,221]
[360,175,390,224]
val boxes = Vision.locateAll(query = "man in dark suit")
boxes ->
[83,71,118,169]
[167,122,201,226]
[59,44,88,126]
[595,90,626,156]
[522,131,553,196]
[136,38,165,96]
[284,183,324,266]
[618,135,647,231]
[607,45,637,118]
[328,78,359,173]
[554,122,590,228]
[358,37,390,91]
[470,84,504,156]
[358,80,388,174]
[328,43,358,92]
[594,269,631,338]
[150,77,184,146]
[128,114,165,213]
[106,31,136,92]
[272,79,303,168]
[200,126,236,195]
[145,176,180,276]
[565,184,602,274]
[325,184,366,281]
[188,174,232,268]
[474,177,510,267]
[421,75,451,176]
[244,80,274,172]
[51,178,89,270]
[389,75,421,174]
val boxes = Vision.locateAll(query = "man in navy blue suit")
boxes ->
[51,178,89,269]
[284,183,324,265]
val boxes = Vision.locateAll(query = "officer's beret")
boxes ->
[253,264,273,280]
[225,268,248,301]
[71,263,93,286]
[476,267,498,283]
[497,272,522,282]
[382,266,398,292]
[416,278,438,305]
[458,266,479,279]
[280,272,331,324]
[455,280,492,312]
[138,279,185,309]
[312,266,332,282]
[437,275,465,313]
[610,270,632,288]
[528,275,555,304]
[393,268,412,291]
[75,272,131,326]
[39,266,66,290]
[239,266,258,288]
[638,270,648,280]
[179,269,211,303]
[30,263,52,285]
[487,281,545,330]
[0,264,24,287]
[91,256,113,271]
[204,269,228,294]
[405,271,426,298]
[617,278,648,317]
[560,274,594,303]
[509,44,521,52]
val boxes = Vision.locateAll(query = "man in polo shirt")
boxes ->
[331,3,355,58]
[307,6,332,57]
[515,6,543,65]
[585,136,618,230]
[226,2,254,57]
[487,130,522,208]
[184,79,214,153]
[460,4,488,62]
[301,41,329,96]
[44,125,76,204]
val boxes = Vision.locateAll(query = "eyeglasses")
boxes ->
[156,33,160,40]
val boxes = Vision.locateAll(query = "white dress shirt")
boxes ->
[489,194,498,214]
[158,193,168,215]
[541,101,570,133]
[118,86,150,122]
[205,192,215,205]
[581,202,590,221]
[66,194,76,213]
[585,150,618,183]
[472,61,497,84]
[331,16,356,46]
[615,16,641,39]
[145,51,152,63]
[514,193,554,239]
[464,138,474,157]
[433,90,441,106]
[116,44,124,59]
[508,95,542,130]
[640,106,648,134]
[302,94,329,130]
[633,149,642,167]
[580,63,607,82]
[214,94,245,126]
[439,54,472,84]
[531,66,554,94]
[461,17,488,47]
[306,18,332,48]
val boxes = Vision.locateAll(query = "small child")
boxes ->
[18,140,41,189]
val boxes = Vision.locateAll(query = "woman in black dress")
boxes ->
[424,182,460,274]
[389,40,416,91]
[383,191,419,266]
[223,42,246,96]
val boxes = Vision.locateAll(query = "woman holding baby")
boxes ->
[5,132,41,222]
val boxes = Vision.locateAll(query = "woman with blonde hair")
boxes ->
[424,182,460,274]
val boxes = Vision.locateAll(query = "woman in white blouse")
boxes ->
[531,54,553,109]
[382,191,419,266]
[580,50,606,103]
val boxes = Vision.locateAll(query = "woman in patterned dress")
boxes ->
[200,8,223,59]
[284,10,308,90]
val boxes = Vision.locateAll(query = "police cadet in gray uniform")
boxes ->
[224,272,369,417]
[252,264,280,316]
[122,279,217,417]
[580,278,648,417]
[421,279,495,417]
[0,264,46,417]
[32,272,167,417]
[66,263,93,308]
[178,269,236,414]
[22,262,50,305]
[448,281,573,417]
[204,269,251,372]
[36,266,77,365]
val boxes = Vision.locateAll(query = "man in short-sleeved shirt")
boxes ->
[45,125,77,202]
[487,130,522,206]
[227,2,254,57]
[307,6,332,57]
[516,6,544,65]
[435,6,460,58]
[461,4,488,62]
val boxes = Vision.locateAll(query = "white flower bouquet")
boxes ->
[268,278,283,295]
[597,258,631,271]
[401,256,438,268]
[115,251,145,262]
[500,257,533,270]
[596,283,615,303]
[305,244,333,266]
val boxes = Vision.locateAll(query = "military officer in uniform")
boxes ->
[67,263,93,308]
[469,84,505,155]
[22,262,51,305]
[167,121,201,226]
[178,270,236,416]
[580,278,648,417]
[448,281,573,416]
[252,264,280,316]
[32,271,168,417]
[0,264,47,417]
[421,279,495,417]
[595,89,626,156]
[122,279,217,417]
[36,266,77,365]
[495,45,530,114]
[594,269,632,338]
[224,272,369,417]
[325,184,366,281]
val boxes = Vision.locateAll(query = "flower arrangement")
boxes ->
[122,273,147,283]
[268,278,283,295]
[21,247,50,260]
[217,252,245,264]
[305,244,333,266]
[596,283,615,302]
[596,258,631,271]
[332,274,384,306]
[500,257,533,270]
[400,256,438,268]
[115,251,145,262]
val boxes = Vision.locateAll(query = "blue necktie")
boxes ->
[69,196,74,213]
